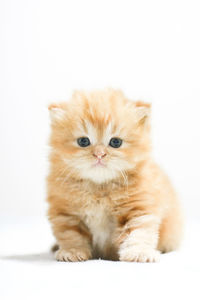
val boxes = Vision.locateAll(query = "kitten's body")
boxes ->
[47,89,183,262]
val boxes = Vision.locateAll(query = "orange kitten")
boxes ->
[47,89,183,262]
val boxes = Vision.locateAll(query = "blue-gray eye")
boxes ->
[109,137,122,148]
[77,137,90,147]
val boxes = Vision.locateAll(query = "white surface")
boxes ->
[0,216,200,300]
[1,0,200,218]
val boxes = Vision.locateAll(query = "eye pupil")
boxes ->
[109,138,122,148]
[77,137,90,147]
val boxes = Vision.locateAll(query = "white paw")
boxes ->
[119,247,160,263]
[55,248,91,262]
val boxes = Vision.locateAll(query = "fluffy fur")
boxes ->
[47,88,183,262]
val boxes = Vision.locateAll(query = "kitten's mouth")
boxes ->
[92,160,106,167]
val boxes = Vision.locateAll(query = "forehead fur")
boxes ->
[66,89,142,128]
[49,88,151,142]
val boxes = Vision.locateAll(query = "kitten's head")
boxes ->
[49,89,151,184]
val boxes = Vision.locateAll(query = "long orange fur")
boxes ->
[47,89,183,262]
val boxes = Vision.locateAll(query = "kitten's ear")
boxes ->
[135,101,151,127]
[48,103,67,122]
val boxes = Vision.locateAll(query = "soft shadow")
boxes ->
[1,252,55,263]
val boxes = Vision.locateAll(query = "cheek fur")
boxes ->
[63,147,133,183]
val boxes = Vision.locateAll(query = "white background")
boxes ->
[1,2,200,300]
[1,0,200,218]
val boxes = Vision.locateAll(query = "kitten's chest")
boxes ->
[82,200,117,251]
[74,183,128,252]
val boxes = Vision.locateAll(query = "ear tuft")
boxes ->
[135,101,151,109]
[48,103,66,122]
[135,101,151,127]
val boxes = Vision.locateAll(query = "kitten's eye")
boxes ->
[109,137,122,148]
[77,137,91,147]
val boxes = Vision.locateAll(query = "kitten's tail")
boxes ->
[51,244,59,252]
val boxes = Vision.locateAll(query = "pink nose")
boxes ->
[93,146,107,159]
[93,152,107,159]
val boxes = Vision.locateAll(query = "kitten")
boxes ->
[47,89,183,262]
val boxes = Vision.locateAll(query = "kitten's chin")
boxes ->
[78,166,118,184]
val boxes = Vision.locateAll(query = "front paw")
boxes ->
[55,248,91,262]
[119,247,160,263]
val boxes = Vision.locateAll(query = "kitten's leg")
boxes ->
[158,206,184,253]
[49,213,92,262]
[115,214,160,262]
